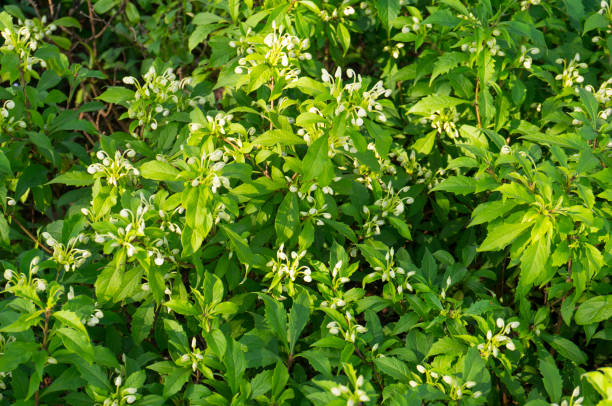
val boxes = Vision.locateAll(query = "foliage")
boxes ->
[0,0,610,405]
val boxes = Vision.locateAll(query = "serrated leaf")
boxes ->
[376,0,400,32]
[288,291,310,354]
[140,160,180,182]
[96,86,134,104]
[431,175,476,195]
[409,95,468,115]
[478,221,533,252]
[275,192,299,242]
[575,295,612,325]
[539,351,562,403]
[48,171,94,186]
[373,357,411,382]
[253,129,305,146]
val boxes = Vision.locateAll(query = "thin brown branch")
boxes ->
[11,215,53,255]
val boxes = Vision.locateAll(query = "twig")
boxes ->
[11,215,53,255]
[85,0,98,58]
[474,79,482,128]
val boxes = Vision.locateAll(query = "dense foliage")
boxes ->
[0,0,611,404]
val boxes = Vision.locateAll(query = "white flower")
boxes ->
[36,279,47,291]
[416,364,426,374]
[114,376,122,387]
[3,269,13,280]
[496,318,504,328]
[125,395,136,404]
[330,386,342,396]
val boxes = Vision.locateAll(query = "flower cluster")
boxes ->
[87,149,140,187]
[265,243,312,296]
[319,260,356,309]
[184,148,230,193]
[423,108,459,139]
[551,386,584,406]
[326,310,367,343]
[0,99,26,133]
[321,67,392,126]
[0,15,56,72]
[122,67,191,132]
[233,22,311,83]
[94,202,149,257]
[3,257,47,293]
[585,77,612,104]
[298,185,333,225]
[99,375,139,405]
[41,232,91,272]
[330,374,370,405]
[177,337,212,378]
[410,365,482,400]
[518,45,539,69]
[520,0,542,10]
[360,205,386,237]
[477,318,520,359]
[364,247,416,299]
[84,307,104,327]
[189,112,235,137]
[374,183,414,217]
[319,4,357,22]
[555,55,587,89]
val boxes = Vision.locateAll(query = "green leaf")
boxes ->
[539,350,562,403]
[388,216,412,240]
[337,23,351,54]
[223,338,246,393]
[253,129,305,146]
[409,95,468,115]
[260,294,288,345]
[248,64,272,92]
[427,337,466,357]
[431,52,467,84]
[413,131,436,155]
[48,171,94,186]
[53,310,89,338]
[373,357,411,382]
[140,160,180,181]
[376,0,400,32]
[275,192,299,242]
[93,0,118,14]
[96,86,134,104]
[468,200,517,227]
[478,221,533,252]
[131,302,155,345]
[56,327,95,364]
[575,295,612,325]
[193,12,225,25]
[163,367,191,399]
[540,334,587,365]
[431,175,476,195]
[302,135,330,181]
[288,291,310,354]
[578,87,598,122]
[517,236,550,296]
[583,13,609,35]
[53,17,82,29]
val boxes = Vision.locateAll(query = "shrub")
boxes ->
[0,0,610,405]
